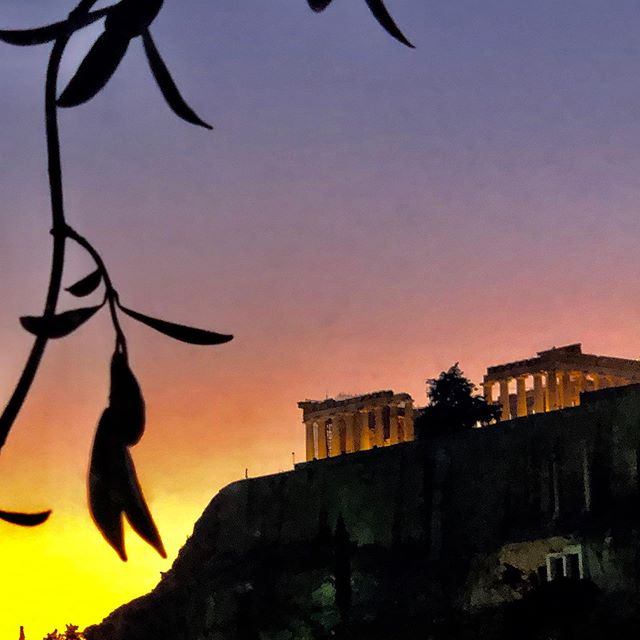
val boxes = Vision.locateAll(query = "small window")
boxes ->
[565,553,580,579]
[546,545,584,581]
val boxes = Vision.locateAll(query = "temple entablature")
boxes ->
[483,343,640,421]
[298,391,414,462]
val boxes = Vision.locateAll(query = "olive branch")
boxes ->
[0,0,411,560]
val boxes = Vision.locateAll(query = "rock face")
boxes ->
[85,385,640,640]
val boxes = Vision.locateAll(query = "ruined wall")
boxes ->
[85,385,640,640]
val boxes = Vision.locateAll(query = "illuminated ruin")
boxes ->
[483,343,640,421]
[298,391,414,461]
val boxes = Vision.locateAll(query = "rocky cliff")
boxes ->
[85,441,437,639]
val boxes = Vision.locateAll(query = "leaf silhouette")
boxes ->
[141,30,213,130]
[0,509,51,526]
[307,0,333,12]
[89,409,165,561]
[110,350,145,446]
[66,269,103,297]
[20,303,103,339]
[105,0,164,39]
[58,30,129,108]
[89,410,127,561]
[0,9,110,46]
[121,447,166,558]
[306,0,413,48]
[119,304,233,345]
[363,0,414,47]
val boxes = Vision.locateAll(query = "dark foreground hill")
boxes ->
[86,386,640,639]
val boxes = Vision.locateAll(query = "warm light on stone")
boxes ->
[298,391,414,462]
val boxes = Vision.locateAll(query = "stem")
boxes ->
[64,224,127,354]
[0,0,100,449]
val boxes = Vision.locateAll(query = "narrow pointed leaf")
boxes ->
[142,30,213,130]
[58,30,129,108]
[89,408,164,559]
[110,350,145,446]
[88,410,127,561]
[20,303,103,339]
[105,0,164,39]
[0,509,51,526]
[122,449,166,558]
[0,9,109,46]
[363,0,414,48]
[119,304,233,345]
[307,0,333,12]
[66,269,103,297]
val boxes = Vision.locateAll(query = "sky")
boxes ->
[3,0,640,636]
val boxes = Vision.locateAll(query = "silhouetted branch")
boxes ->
[0,6,113,47]
[0,1,102,452]
[0,0,400,552]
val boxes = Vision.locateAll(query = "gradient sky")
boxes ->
[3,0,640,636]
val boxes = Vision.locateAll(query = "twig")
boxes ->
[63,224,127,353]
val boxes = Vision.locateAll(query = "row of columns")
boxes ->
[485,371,629,422]
[304,402,414,461]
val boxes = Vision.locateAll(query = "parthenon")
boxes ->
[299,391,414,462]
[483,343,640,421]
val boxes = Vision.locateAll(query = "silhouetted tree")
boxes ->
[415,364,501,438]
[43,624,84,640]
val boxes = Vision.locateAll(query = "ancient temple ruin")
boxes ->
[483,343,640,421]
[299,343,640,462]
[298,391,414,461]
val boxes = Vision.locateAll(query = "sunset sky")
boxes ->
[3,0,640,636]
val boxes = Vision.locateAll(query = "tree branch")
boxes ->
[0,0,100,450]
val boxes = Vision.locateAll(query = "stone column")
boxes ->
[359,411,370,451]
[325,420,334,457]
[374,406,385,447]
[499,379,511,421]
[350,412,361,452]
[336,418,346,454]
[559,371,571,408]
[404,400,415,440]
[557,371,565,408]
[483,381,494,404]
[305,421,315,461]
[572,372,584,406]
[516,376,527,417]
[546,371,559,411]
[389,405,399,445]
[345,413,355,453]
[533,373,545,413]
[591,373,601,391]
[317,421,327,459]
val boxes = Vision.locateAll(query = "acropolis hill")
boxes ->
[86,342,640,640]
